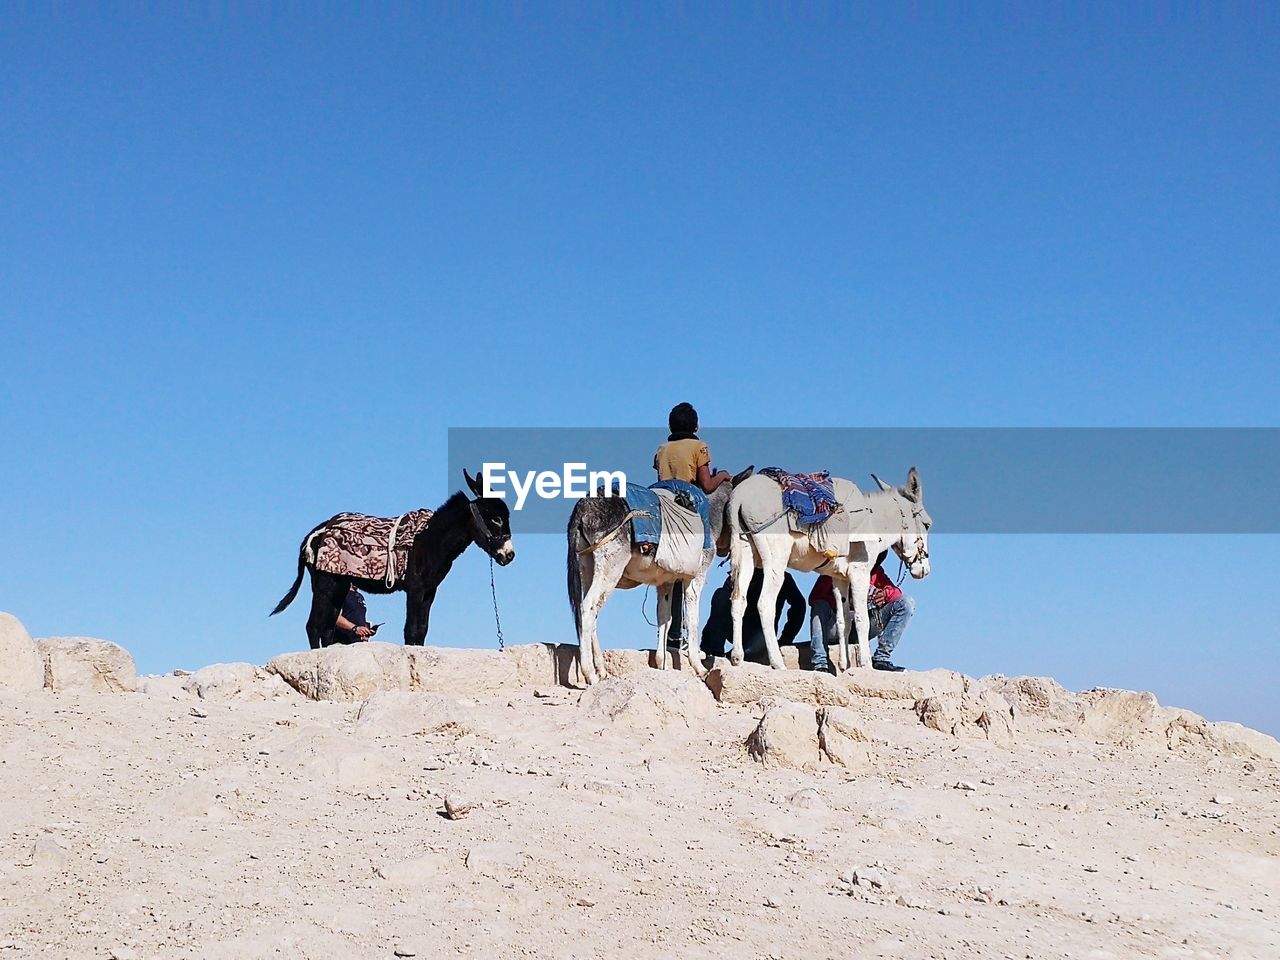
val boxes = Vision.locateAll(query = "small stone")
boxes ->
[22,837,67,873]
[1212,794,1234,805]
[393,944,418,957]
[574,897,595,907]
[443,795,473,820]
[853,868,886,889]
[954,781,977,792]
[788,788,824,810]
[189,707,208,719]
[109,949,139,960]
[764,897,781,908]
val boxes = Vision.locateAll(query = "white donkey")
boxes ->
[566,468,754,686]
[728,467,931,671]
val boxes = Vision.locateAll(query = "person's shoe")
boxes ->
[872,660,905,672]
[810,660,835,676]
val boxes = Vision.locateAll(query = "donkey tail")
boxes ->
[270,526,323,616]
[566,508,585,640]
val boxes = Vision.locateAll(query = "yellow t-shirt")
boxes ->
[653,439,710,484]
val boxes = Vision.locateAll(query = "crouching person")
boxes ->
[808,559,914,672]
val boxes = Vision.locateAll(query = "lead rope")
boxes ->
[489,557,505,651]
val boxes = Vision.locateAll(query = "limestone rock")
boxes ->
[599,647,704,678]
[817,705,873,768]
[135,674,189,698]
[22,837,68,874]
[443,794,473,820]
[747,700,818,769]
[1159,708,1280,763]
[915,690,1016,747]
[788,788,825,810]
[36,636,136,693]
[915,696,964,736]
[578,670,715,732]
[706,661,857,708]
[840,667,968,701]
[267,644,388,701]
[267,642,532,702]
[0,613,45,693]
[972,689,1017,748]
[356,691,472,739]
[978,675,1084,723]
[1074,689,1158,743]
[183,662,295,701]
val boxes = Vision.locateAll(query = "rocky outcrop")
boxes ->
[817,705,872,768]
[747,698,874,770]
[578,670,716,732]
[182,662,297,701]
[0,613,44,693]
[706,662,858,707]
[266,642,553,702]
[36,636,137,693]
[1073,689,1158,743]
[915,688,1016,747]
[747,699,821,769]
[979,675,1084,724]
[841,668,969,701]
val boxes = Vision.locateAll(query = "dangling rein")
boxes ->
[576,510,650,555]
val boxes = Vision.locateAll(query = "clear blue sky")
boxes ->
[3,8,1277,733]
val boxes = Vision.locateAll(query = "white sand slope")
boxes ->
[1,628,1277,959]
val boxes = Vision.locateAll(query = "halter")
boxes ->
[894,496,929,568]
[467,499,510,556]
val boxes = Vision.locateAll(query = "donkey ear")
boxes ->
[899,466,922,502]
[870,473,894,493]
[731,465,755,486]
[463,468,483,497]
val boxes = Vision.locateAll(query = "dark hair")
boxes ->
[668,402,699,437]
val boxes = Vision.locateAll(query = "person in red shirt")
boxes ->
[808,554,914,672]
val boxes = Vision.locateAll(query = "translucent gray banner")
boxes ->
[447,428,1280,534]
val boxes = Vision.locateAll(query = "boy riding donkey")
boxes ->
[655,403,731,650]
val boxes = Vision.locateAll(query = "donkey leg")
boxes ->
[847,569,873,668]
[728,554,754,667]
[681,571,709,679]
[655,584,672,670]
[404,581,438,646]
[757,565,786,670]
[578,577,612,686]
[307,573,344,649]
[832,580,850,673]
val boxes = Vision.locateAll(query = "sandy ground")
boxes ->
[2,654,1278,960]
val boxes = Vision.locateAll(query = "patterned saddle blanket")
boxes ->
[759,467,838,527]
[306,509,434,587]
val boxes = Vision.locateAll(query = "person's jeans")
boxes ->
[810,596,914,667]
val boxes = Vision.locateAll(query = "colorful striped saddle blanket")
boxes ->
[305,509,434,587]
[759,467,839,527]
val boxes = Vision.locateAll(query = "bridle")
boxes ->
[467,499,510,557]
[893,496,929,570]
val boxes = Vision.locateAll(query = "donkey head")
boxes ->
[464,468,516,565]
[871,466,930,579]
[711,465,755,557]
